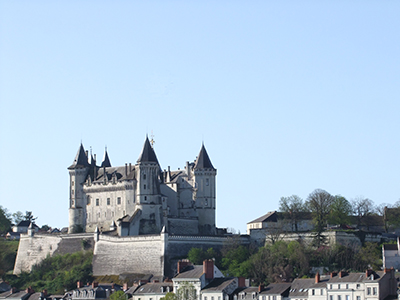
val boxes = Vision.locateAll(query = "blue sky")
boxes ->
[1,1,399,233]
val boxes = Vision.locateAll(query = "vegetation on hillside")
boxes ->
[0,239,19,277]
[188,240,382,286]
[4,251,93,294]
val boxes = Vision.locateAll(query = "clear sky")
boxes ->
[1,1,399,234]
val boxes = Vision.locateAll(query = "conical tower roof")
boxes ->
[194,144,215,170]
[137,136,159,164]
[68,143,89,169]
[101,148,112,168]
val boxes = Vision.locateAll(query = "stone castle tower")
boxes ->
[68,137,217,236]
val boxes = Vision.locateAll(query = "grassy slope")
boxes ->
[0,239,19,277]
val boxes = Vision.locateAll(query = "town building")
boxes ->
[68,137,217,236]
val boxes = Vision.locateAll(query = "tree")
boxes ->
[109,290,126,300]
[24,211,37,222]
[328,195,352,226]
[0,206,12,235]
[279,195,306,232]
[176,282,197,300]
[306,189,335,247]
[351,197,375,230]
[160,292,177,300]
[12,211,24,225]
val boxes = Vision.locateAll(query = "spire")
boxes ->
[68,143,89,169]
[101,147,112,168]
[137,136,159,164]
[194,144,215,170]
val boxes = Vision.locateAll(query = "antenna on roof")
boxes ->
[150,130,155,148]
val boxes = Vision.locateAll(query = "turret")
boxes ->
[193,144,217,235]
[68,143,90,233]
[134,136,163,234]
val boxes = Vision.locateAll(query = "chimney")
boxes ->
[92,282,98,288]
[177,259,191,274]
[41,290,48,297]
[123,283,128,291]
[203,259,214,280]
[366,270,373,278]
[238,277,246,288]
[129,163,132,172]
[339,271,347,278]
[11,287,17,294]
[315,272,320,283]
[331,272,337,278]
[26,287,34,294]
[258,284,265,292]
[77,281,83,288]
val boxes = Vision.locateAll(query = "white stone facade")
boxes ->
[68,138,217,236]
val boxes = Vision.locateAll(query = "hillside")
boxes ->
[0,239,19,277]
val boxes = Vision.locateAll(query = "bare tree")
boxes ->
[306,189,335,247]
[279,195,306,232]
[351,197,375,230]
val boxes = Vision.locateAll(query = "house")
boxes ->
[382,238,400,269]
[172,259,224,299]
[258,283,291,300]
[201,277,240,300]
[65,282,122,300]
[11,221,39,234]
[6,232,21,240]
[130,282,173,300]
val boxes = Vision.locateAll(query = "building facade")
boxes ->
[68,137,217,236]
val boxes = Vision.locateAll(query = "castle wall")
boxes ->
[92,233,166,277]
[168,218,198,235]
[13,233,94,274]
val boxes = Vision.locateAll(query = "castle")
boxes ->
[68,136,217,236]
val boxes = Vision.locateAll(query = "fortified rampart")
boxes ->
[14,232,94,274]
[14,231,251,278]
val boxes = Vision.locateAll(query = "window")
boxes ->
[71,189,74,195]
[330,285,333,290]
[107,198,110,205]
[212,297,214,300]
[321,289,323,295]
[72,200,75,206]
[338,295,341,300]
[312,290,315,295]
[356,284,360,289]
[205,199,208,206]
[367,288,371,295]
[72,181,74,186]
[144,196,147,201]
[346,284,349,289]
[338,284,341,290]
[373,288,377,295]
[96,199,99,206]
[346,295,350,300]
[206,178,209,186]
[143,174,146,179]
[272,296,276,300]
[204,297,207,300]
[117,197,121,205]
[357,296,361,300]
[144,184,146,190]
[330,295,333,300]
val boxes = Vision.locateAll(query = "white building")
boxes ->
[68,137,217,236]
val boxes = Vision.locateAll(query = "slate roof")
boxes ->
[68,144,89,169]
[383,244,398,251]
[202,278,237,293]
[235,287,259,300]
[101,150,111,168]
[288,278,315,297]
[174,265,204,279]
[248,211,277,224]
[259,283,291,296]
[328,272,383,283]
[137,137,159,164]
[194,144,215,170]
[16,221,39,228]
[133,282,173,295]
